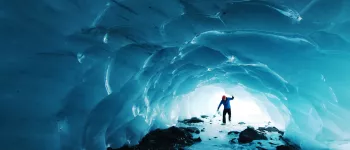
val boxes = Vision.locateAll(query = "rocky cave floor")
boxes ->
[109,115,300,150]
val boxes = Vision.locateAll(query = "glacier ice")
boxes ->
[0,0,350,149]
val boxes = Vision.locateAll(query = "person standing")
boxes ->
[217,95,234,125]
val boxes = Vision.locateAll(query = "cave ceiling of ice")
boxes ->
[0,0,350,150]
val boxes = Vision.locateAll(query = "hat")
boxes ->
[222,95,226,100]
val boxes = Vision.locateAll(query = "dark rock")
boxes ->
[112,145,133,150]
[138,126,195,149]
[179,117,204,124]
[266,127,279,132]
[194,137,202,142]
[258,127,284,135]
[209,138,211,140]
[269,142,277,145]
[200,129,205,132]
[219,130,223,133]
[276,145,295,150]
[181,127,200,134]
[228,131,240,135]
[229,138,237,144]
[279,135,283,140]
[238,122,246,125]
[257,127,271,132]
[279,131,285,135]
[214,137,218,138]
[200,115,209,119]
[113,126,200,150]
[238,127,267,144]
[258,142,262,145]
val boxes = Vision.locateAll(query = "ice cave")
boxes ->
[0,0,350,150]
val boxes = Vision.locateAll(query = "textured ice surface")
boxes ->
[0,0,350,150]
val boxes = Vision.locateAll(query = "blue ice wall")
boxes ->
[0,0,349,149]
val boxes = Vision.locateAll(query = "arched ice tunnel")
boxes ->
[0,0,350,149]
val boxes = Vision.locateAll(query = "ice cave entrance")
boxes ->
[176,85,275,128]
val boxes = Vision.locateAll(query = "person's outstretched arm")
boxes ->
[227,96,234,101]
[217,101,223,111]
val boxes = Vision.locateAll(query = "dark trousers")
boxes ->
[223,109,231,123]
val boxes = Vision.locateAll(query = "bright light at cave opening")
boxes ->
[178,85,271,126]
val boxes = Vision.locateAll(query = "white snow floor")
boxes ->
[177,115,286,150]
